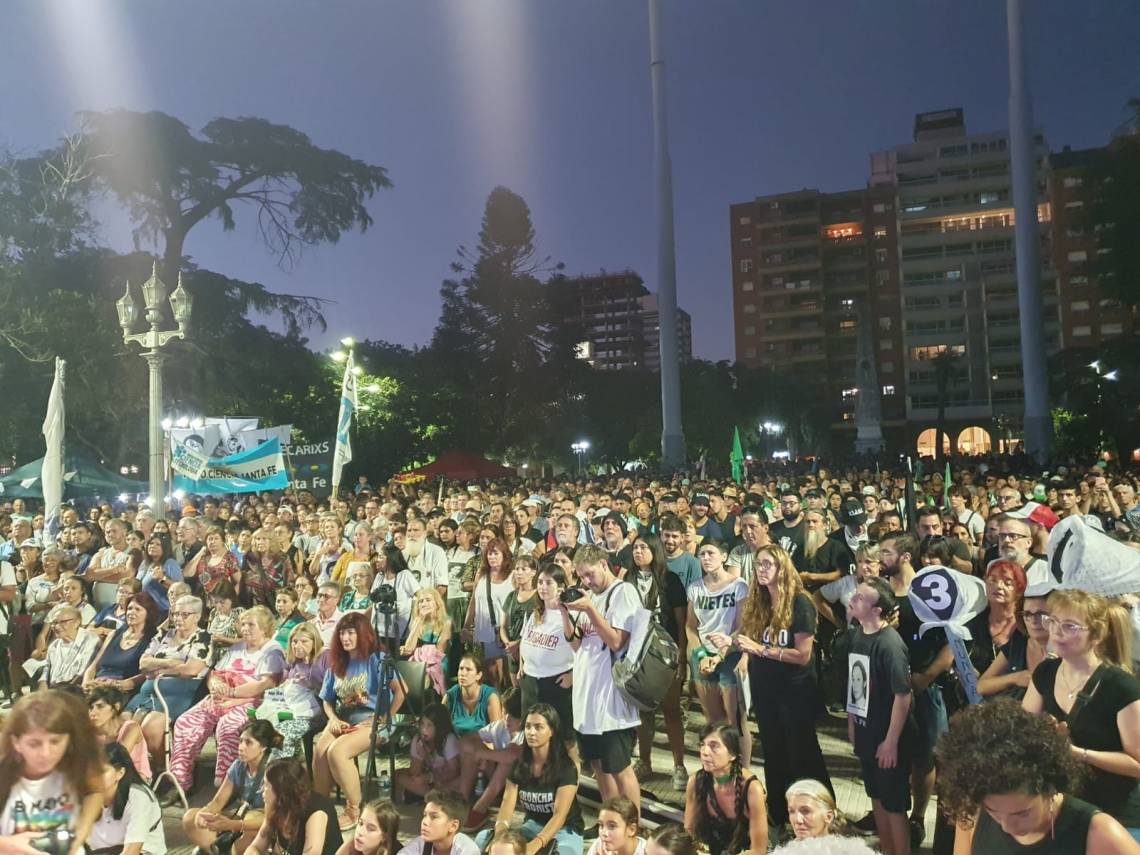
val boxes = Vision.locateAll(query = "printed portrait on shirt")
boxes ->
[847,652,870,717]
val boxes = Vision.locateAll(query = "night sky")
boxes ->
[3,1,1137,361]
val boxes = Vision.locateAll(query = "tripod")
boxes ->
[362,597,407,800]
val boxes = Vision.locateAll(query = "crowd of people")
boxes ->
[0,458,1137,855]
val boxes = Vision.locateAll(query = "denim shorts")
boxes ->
[691,649,743,687]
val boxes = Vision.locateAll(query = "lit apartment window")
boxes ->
[1063,176,1083,188]
[741,236,752,247]
[1064,200,1084,210]
[842,387,859,398]
[743,325,756,336]
[741,280,754,292]
[1102,323,1124,335]
[739,215,752,225]
[841,298,855,308]
[1070,300,1090,312]
[882,385,896,396]
[876,270,891,283]
[742,303,756,314]
[1067,250,1087,262]
[873,203,886,213]
[880,339,892,350]
[874,226,888,239]
[1072,326,1091,337]
[878,317,892,331]
[740,259,753,273]
[839,320,856,330]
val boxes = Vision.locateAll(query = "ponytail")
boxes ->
[1103,602,1133,673]
[1046,590,1134,672]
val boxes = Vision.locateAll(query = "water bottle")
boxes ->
[473,771,486,798]
[378,770,391,800]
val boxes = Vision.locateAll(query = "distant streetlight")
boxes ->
[116,263,192,520]
[571,440,591,474]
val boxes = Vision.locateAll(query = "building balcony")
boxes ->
[907,399,993,420]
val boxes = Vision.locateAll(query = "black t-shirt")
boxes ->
[812,536,855,579]
[849,624,914,760]
[747,592,817,688]
[631,566,687,641]
[896,591,948,673]
[502,590,539,642]
[972,794,1098,854]
[608,544,635,575]
[276,794,340,855]
[713,513,739,548]
[1033,659,1140,825]
[512,761,584,832]
[769,518,807,571]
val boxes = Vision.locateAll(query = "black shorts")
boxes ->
[577,727,635,775]
[859,752,911,815]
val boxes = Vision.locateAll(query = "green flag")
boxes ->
[944,460,953,513]
[730,426,745,485]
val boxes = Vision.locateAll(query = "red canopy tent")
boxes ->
[395,451,515,483]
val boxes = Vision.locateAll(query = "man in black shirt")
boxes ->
[914,506,972,574]
[770,489,807,572]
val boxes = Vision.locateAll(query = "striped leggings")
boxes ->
[169,698,254,789]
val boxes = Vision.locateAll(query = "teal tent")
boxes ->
[0,449,146,499]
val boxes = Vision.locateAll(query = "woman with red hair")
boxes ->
[311,612,405,830]
[974,559,1042,701]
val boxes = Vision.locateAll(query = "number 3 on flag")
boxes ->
[913,568,959,622]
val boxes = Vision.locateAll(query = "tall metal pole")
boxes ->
[1007,0,1051,462]
[146,351,167,519]
[649,0,685,468]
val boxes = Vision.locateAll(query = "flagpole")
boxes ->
[41,358,66,546]
[331,346,358,502]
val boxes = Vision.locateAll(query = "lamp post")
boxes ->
[116,263,192,520]
[571,440,590,475]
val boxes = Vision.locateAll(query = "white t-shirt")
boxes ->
[479,718,523,750]
[0,560,18,633]
[587,839,647,855]
[88,785,166,855]
[686,575,748,654]
[444,548,474,600]
[474,575,514,645]
[819,574,858,614]
[0,771,75,834]
[410,733,460,780]
[572,579,641,734]
[405,541,448,591]
[520,608,575,679]
[397,832,480,855]
[956,508,985,543]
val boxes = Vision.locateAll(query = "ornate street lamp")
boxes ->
[117,263,192,519]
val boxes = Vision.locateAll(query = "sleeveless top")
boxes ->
[445,683,497,735]
[972,795,1098,853]
[696,775,762,855]
[116,719,152,781]
[96,626,151,680]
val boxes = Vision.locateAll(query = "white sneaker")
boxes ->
[672,765,688,790]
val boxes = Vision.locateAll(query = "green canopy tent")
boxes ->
[0,449,146,499]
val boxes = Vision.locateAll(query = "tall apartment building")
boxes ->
[729,185,907,448]
[638,293,692,372]
[561,271,691,371]
[870,108,1059,456]
[1048,145,1134,346]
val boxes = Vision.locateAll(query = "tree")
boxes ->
[428,187,574,454]
[78,110,391,292]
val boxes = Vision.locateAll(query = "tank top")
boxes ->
[117,720,152,782]
[971,795,1098,853]
[446,683,497,736]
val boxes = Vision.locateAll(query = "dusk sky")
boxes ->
[3,1,1138,362]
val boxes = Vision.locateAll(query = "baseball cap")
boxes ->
[839,498,867,526]
[1008,502,1060,531]
[18,537,43,550]
[691,494,711,508]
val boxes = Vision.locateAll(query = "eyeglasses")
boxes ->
[316,593,337,600]
[1020,610,1048,624]
[1040,615,1089,637]
[171,611,196,618]
[997,532,1031,541]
